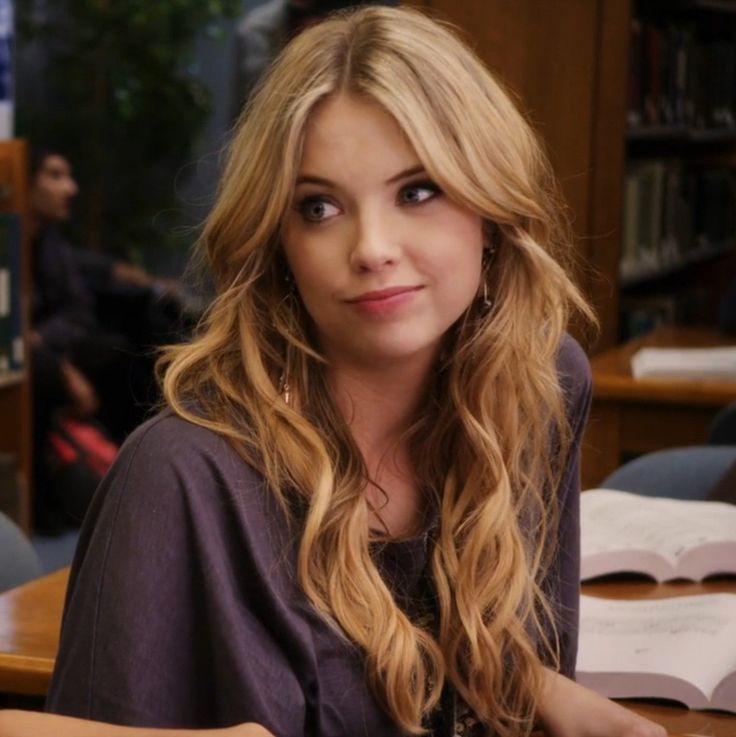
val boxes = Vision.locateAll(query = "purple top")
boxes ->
[46,335,592,736]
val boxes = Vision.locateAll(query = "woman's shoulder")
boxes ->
[556,332,592,385]
[74,408,286,584]
[98,407,269,519]
[556,333,593,426]
[125,406,228,448]
[120,407,253,474]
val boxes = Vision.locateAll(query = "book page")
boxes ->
[577,594,736,704]
[581,489,736,577]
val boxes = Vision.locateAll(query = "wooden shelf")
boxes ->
[638,0,736,17]
[0,140,32,534]
[627,127,736,145]
[0,371,24,389]
[620,241,736,288]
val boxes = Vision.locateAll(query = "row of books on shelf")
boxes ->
[578,489,736,713]
[620,159,735,283]
[0,211,23,380]
[628,16,736,131]
[620,289,708,338]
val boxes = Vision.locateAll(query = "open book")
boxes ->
[577,593,736,712]
[581,489,736,582]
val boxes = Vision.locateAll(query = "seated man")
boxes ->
[29,149,182,528]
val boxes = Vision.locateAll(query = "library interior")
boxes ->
[1,2,736,737]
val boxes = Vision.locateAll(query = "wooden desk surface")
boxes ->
[591,326,736,406]
[0,568,67,696]
[0,567,733,736]
[583,577,736,737]
[583,326,736,486]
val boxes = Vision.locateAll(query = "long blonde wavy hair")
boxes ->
[161,6,594,735]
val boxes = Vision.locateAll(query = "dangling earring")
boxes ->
[278,371,291,405]
[481,277,492,313]
[477,223,501,315]
[477,248,493,315]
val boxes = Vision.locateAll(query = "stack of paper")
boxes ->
[630,346,736,380]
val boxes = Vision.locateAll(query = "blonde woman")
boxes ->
[5,6,664,737]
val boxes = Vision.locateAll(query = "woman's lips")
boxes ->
[346,285,423,315]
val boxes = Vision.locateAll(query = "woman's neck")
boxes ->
[330,361,428,456]
[328,357,434,538]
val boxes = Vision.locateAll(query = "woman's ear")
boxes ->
[482,221,502,257]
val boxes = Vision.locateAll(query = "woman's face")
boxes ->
[281,93,484,372]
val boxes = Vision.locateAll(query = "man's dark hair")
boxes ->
[29,147,68,180]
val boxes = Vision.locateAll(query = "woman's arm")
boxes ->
[536,669,667,737]
[0,711,274,737]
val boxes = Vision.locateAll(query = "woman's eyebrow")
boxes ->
[295,164,426,189]
[385,164,425,184]
[295,174,335,187]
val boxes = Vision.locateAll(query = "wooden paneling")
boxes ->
[585,0,630,350]
[404,1,631,349]
[420,1,598,237]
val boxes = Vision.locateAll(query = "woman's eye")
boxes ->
[399,181,441,205]
[298,197,340,223]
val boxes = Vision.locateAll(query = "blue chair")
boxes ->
[599,445,736,500]
[0,511,42,592]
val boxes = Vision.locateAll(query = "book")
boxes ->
[620,170,641,276]
[577,593,736,712]
[580,489,736,582]
[630,346,736,381]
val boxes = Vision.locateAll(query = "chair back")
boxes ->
[600,445,736,500]
[0,511,42,592]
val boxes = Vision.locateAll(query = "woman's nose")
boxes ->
[349,211,401,272]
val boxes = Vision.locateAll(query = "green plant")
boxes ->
[18,0,241,261]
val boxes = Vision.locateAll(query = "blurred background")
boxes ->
[0,0,735,546]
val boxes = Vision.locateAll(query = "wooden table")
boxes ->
[0,567,734,736]
[0,568,66,696]
[582,326,736,489]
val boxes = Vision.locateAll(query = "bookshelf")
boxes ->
[620,0,736,340]
[0,139,31,533]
